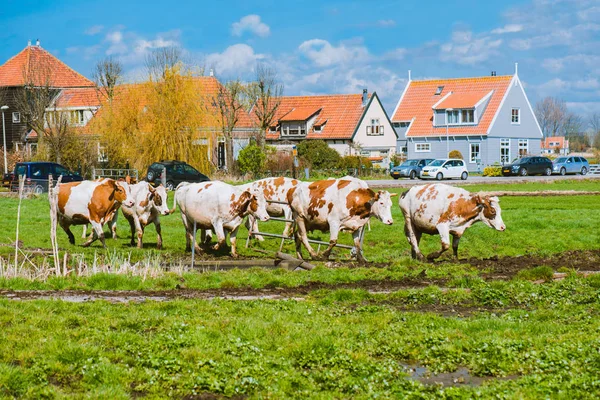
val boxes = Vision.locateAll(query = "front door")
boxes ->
[217,142,225,169]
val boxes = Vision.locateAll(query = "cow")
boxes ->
[175,181,270,257]
[239,177,301,241]
[111,182,174,249]
[399,183,506,261]
[57,179,134,247]
[289,178,395,263]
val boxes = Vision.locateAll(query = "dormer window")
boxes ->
[446,109,475,125]
[314,125,322,133]
[435,86,444,95]
[269,125,278,133]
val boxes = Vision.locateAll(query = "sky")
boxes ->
[1,0,599,118]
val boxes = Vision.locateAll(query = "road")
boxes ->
[367,173,600,188]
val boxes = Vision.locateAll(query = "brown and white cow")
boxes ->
[111,182,174,249]
[57,179,134,247]
[175,181,270,257]
[289,178,395,263]
[399,183,506,261]
[240,177,301,241]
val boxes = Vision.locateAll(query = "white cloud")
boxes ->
[231,15,270,38]
[85,25,104,35]
[377,19,396,27]
[205,44,265,77]
[491,24,523,34]
[298,39,369,67]
[440,30,503,65]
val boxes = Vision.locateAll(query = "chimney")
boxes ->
[209,68,214,77]
[27,39,31,46]
[515,62,519,76]
[408,69,412,81]
[362,88,368,107]
[491,71,496,76]
[36,39,40,47]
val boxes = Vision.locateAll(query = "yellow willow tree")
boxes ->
[140,64,212,174]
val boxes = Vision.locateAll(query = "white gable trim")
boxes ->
[431,91,453,109]
[486,75,515,135]
[515,75,543,137]
[404,116,416,137]
[391,79,412,121]
[474,90,494,108]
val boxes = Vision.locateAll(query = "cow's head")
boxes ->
[475,195,506,232]
[148,184,171,215]
[111,181,135,207]
[371,190,396,225]
[237,189,270,222]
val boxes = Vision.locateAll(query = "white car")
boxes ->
[420,159,468,180]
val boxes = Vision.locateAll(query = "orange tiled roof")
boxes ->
[542,137,568,149]
[433,90,491,110]
[266,94,367,140]
[0,44,94,88]
[279,106,321,121]
[393,75,513,137]
[55,87,102,108]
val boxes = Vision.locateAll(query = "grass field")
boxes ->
[1,179,600,398]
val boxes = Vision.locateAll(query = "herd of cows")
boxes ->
[54,176,507,262]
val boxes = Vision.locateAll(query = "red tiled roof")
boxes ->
[194,76,255,129]
[279,106,321,121]
[542,137,569,149]
[433,90,491,110]
[0,44,94,88]
[55,87,102,108]
[266,94,367,140]
[393,75,513,137]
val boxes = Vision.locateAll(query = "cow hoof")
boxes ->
[231,253,239,259]
[157,245,163,250]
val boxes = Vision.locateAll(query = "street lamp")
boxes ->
[446,108,453,157]
[1,105,8,175]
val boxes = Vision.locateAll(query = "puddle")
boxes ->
[401,363,517,387]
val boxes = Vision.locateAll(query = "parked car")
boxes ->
[502,156,553,176]
[146,160,210,190]
[390,158,434,180]
[4,162,83,194]
[420,159,468,180]
[552,156,589,175]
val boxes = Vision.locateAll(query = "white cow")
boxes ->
[175,181,270,257]
[399,183,506,261]
[289,178,395,263]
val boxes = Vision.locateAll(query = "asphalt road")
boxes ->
[368,173,600,188]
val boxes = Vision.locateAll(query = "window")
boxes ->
[367,118,383,135]
[54,165,71,177]
[447,110,459,124]
[360,150,371,157]
[12,112,20,123]
[98,143,108,163]
[393,122,401,128]
[500,138,510,163]
[268,126,277,133]
[518,139,528,156]
[469,143,480,163]
[314,125,322,132]
[511,108,520,124]
[415,143,431,152]
[435,86,444,95]
[461,109,474,123]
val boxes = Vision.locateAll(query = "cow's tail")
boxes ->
[400,189,410,199]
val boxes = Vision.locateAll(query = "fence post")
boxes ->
[14,175,25,269]
[92,167,96,180]
[191,221,197,268]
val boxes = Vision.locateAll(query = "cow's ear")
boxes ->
[374,191,381,201]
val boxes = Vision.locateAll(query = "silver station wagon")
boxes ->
[552,156,589,175]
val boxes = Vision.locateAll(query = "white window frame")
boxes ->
[314,125,322,133]
[415,143,431,153]
[518,139,528,156]
[511,108,520,125]
[12,112,21,123]
[97,143,108,163]
[367,118,383,136]
[445,109,476,126]
[469,143,481,164]
[500,138,510,164]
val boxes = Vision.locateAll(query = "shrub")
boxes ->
[297,140,341,169]
[449,150,463,159]
[338,156,372,170]
[483,165,502,177]
[238,143,266,175]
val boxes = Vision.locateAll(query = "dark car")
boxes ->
[390,158,435,179]
[502,156,553,176]
[146,160,210,190]
[4,162,83,194]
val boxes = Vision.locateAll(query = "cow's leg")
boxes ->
[451,234,462,259]
[81,224,87,239]
[154,218,163,250]
[59,216,75,245]
[246,215,264,242]
[211,220,227,251]
[230,226,240,258]
[109,212,118,239]
[282,207,293,238]
[180,213,192,252]
[403,217,424,261]
[83,221,105,248]
[321,219,340,259]
[427,225,450,261]
[352,228,367,264]
[294,217,317,259]
[133,217,144,249]
[202,229,213,245]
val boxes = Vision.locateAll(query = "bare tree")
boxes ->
[590,112,600,149]
[92,56,123,103]
[535,97,568,138]
[249,63,283,148]
[145,47,183,81]
[564,112,588,152]
[213,80,245,171]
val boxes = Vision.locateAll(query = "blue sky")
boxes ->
[1,0,599,117]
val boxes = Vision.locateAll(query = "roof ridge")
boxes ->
[280,93,363,99]
[33,45,95,87]
[412,75,513,83]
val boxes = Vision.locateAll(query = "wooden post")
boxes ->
[48,174,63,275]
[14,175,25,269]
[191,221,197,268]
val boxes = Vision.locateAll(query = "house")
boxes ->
[265,90,397,167]
[391,65,543,171]
[0,41,97,153]
[541,136,569,155]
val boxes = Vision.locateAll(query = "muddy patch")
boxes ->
[402,363,518,387]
